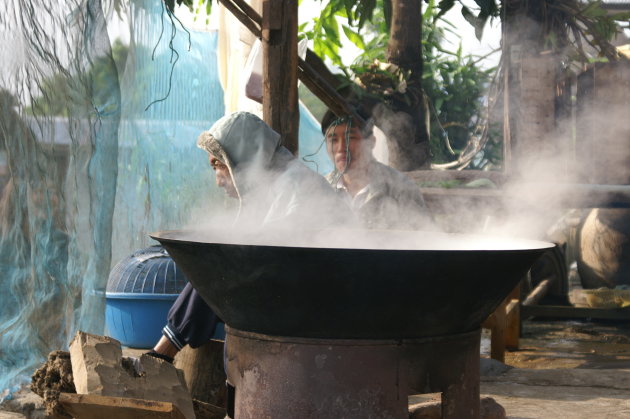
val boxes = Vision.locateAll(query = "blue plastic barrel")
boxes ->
[105,245,187,348]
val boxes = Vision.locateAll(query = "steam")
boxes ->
[183,53,629,253]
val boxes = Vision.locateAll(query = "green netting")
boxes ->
[0,0,224,396]
[0,0,332,397]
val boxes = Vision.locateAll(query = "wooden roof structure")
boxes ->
[216,0,362,154]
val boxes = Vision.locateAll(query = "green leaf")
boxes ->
[357,0,376,28]
[610,11,630,21]
[461,6,487,40]
[582,1,608,19]
[321,40,342,65]
[435,98,444,112]
[322,17,341,45]
[344,0,355,24]
[342,25,366,49]
[436,0,456,19]
[473,0,499,18]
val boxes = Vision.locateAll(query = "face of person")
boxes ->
[209,155,238,198]
[325,122,372,173]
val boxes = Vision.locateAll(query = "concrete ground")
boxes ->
[481,367,630,419]
[480,319,630,418]
[2,319,630,418]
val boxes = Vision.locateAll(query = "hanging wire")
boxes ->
[301,136,326,174]
[145,1,192,112]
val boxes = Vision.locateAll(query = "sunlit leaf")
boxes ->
[342,25,366,49]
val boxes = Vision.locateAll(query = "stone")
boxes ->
[69,331,194,419]
[408,397,506,419]
[480,397,506,419]
[480,357,513,377]
[69,332,124,396]
[31,350,75,418]
[0,388,47,419]
[408,400,441,419]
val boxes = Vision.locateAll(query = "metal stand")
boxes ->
[225,327,481,419]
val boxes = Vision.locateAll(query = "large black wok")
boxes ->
[151,229,553,339]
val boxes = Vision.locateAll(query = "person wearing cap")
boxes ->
[149,111,354,362]
[322,110,432,230]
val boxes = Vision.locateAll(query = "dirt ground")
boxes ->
[504,319,630,370]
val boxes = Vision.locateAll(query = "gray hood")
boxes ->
[197,112,284,200]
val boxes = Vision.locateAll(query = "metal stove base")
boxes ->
[225,327,481,419]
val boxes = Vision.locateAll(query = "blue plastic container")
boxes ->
[105,293,178,348]
[105,245,188,348]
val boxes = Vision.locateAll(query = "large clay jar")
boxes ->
[577,208,630,289]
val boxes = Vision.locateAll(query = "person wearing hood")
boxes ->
[322,110,432,230]
[149,111,354,362]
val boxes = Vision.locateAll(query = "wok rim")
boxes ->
[150,229,556,253]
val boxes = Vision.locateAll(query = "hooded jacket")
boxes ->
[198,112,353,229]
[326,160,432,230]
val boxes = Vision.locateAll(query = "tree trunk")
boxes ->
[383,0,430,170]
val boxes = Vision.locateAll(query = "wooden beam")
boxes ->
[217,0,260,38]
[261,0,299,153]
[418,184,630,210]
[304,49,345,93]
[58,393,186,419]
[405,169,506,185]
[521,305,630,320]
[522,279,552,307]
[504,298,520,350]
[297,57,362,121]
[218,0,363,127]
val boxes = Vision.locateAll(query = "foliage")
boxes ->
[167,0,627,61]
[300,1,500,168]
[419,10,498,166]
[522,0,626,61]
[27,40,129,117]
[163,0,624,169]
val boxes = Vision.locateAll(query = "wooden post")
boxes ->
[261,0,299,154]
[489,299,506,363]
[173,340,227,407]
[482,284,522,362]
[504,284,521,350]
